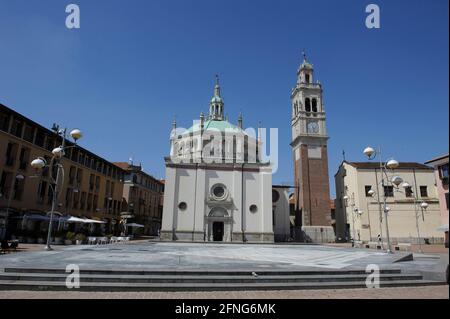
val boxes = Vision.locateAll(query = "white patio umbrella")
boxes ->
[125,223,144,228]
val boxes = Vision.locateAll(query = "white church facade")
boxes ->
[160,77,274,243]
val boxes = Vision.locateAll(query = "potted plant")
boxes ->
[65,232,75,245]
[75,233,86,245]
[54,230,64,245]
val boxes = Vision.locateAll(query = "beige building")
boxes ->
[0,103,126,240]
[334,161,443,244]
[114,162,164,236]
[425,155,449,247]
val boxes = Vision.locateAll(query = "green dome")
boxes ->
[184,119,245,135]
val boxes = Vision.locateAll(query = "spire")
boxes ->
[238,112,243,129]
[172,116,177,130]
[302,49,307,63]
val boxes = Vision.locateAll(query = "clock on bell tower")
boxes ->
[290,53,331,230]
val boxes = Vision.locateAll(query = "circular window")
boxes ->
[272,190,280,203]
[249,204,258,213]
[178,202,187,211]
[211,184,228,201]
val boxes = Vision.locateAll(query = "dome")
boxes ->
[184,119,247,136]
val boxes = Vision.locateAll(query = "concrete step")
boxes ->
[0,279,445,291]
[0,272,423,284]
[2,267,402,276]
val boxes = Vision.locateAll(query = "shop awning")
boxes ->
[60,216,86,223]
[59,216,106,224]
[85,218,106,224]
[125,223,144,228]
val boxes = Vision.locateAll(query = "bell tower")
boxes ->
[291,53,331,228]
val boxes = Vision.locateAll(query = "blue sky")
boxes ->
[0,0,448,197]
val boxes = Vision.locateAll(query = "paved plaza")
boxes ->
[0,241,447,275]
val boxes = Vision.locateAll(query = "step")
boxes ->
[0,272,423,284]
[0,279,445,291]
[2,267,402,276]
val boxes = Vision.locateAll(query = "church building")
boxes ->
[160,77,274,243]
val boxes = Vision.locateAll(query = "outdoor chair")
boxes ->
[87,237,97,245]
[97,237,108,245]
[9,240,18,251]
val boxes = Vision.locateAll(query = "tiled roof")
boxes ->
[113,162,130,170]
[425,154,449,164]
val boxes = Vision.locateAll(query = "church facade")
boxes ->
[160,78,274,243]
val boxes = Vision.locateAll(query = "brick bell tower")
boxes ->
[291,53,331,230]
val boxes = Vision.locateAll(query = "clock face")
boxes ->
[307,121,319,134]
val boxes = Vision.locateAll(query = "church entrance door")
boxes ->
[212,222,224,241]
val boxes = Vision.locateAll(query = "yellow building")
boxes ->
[113,162,164,236]
[334,161,443,244]
[0,103,126,241]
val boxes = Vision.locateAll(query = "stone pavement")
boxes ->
[0,285,447,299]
[0,241,447,277]
[1,241,412,271]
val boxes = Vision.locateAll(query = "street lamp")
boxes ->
[363,146,400,254]
[400,181,429,253]
[31,126,83,251]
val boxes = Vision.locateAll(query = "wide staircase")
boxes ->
[0,267,446,291]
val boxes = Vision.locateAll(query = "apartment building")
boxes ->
[114,162,164,236]
[0,103,126,238]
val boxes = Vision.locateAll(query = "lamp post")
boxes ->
[343,194,350,241]
[363,146,399,253]
[401,181,428,253]
[31,127,83,251]
[349,193,356,242]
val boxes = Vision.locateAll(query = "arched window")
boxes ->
[305,74,310,83]
[312,98,318,112]
[305,98,311,112]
